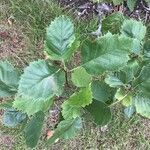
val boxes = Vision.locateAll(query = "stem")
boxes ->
[70,66,81,72]
[109,93,129,107]
[62,59,69,86]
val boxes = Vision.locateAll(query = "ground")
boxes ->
[0,0,150,150]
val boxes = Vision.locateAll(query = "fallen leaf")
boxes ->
[46,130,54,139]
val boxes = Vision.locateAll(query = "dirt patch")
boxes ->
[0,20,44,68]
[0,135,14,150]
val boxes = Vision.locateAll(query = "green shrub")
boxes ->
[0,13,150,148]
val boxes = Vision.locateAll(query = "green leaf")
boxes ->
[81,33,133,75]
[71,67,91,87]
[121,60,139,82]
[145,0,150,5]
[122,95,132,107]
[45,15,77,61]
[124,105,135,118]
[134,93,150,118]
[46,117,82,145]
[13,60,65,115]
[105,75,124,88]
[127,0,137,11]
[0,61,20,98]
[2,108,26,128]
[61,100,81,119]
[144,40,150,58]
[115,88,133,107]
[67,85,93,107]
[86,100,111,126]
[45,39,80,61]
[18,60,65,99]
[116,60,140,84]
[24,111,45,148]
[13,96,53,116]
[136,63,150,95]
[131,39,141,54]
[102,12,125,34]
[91,80,114,102]
[112,0,123,5]
[121,19,146,41]
[138,63,150,82]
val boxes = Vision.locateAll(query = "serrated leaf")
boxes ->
[91,80,114,102]
[0,61,20,97]
[116,60,140,84]
[13,96,53,116]
[67,85,93,107]
[122,95,132,107]
[121,19,146,41]
[46,117,82,145]
[144,40,150,58]
[18,60,65,99]
[2,108,26,128]
[24,111,45,148]
[124,105,135,118]
[115,88,133,107]
[121,60,139,82]
[45,15,77,61]
[81,33,133,75]
[134,93,150,118]
[61,100,81,119]
[127,0,137,11]
[45,39,80,61]
[86,100,111,126]
[102,12,125,34]
[71,67,91,87]
[136,63,150,95]
[105,75,124,88]
[115,89,132,106]
[138,63,150,82]
[131,39,141,54]
[13,60,65,115]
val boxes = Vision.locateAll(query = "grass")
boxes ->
[0,0,150,150]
